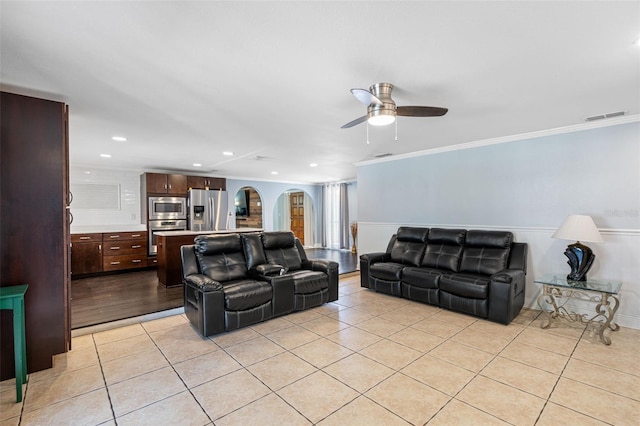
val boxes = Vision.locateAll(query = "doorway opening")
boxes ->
[273,189,315,246]
[234,186,263,229]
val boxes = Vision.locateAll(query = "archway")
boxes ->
[234,186,263,229]
[273,189,315,246]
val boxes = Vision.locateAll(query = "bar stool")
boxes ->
[0,284,28,402]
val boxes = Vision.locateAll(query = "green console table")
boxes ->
[0,284,28,402]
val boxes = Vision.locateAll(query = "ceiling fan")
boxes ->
[341,82,448,129]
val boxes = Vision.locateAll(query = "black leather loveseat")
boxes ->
[360,227,527,324]
[181,231,338,336]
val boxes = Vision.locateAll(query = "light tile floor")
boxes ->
[2,273,639,425]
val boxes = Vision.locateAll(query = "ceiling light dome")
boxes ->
[368,109,396,126]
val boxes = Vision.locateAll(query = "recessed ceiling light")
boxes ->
[223,151,234,156]
[309,163,318,167]
[271,171,279,175]
[193,163,202,167]
[84,171,91,174]
[111,136,127,142]
[100,154,111,158]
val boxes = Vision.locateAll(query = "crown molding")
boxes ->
[355,114,640,167]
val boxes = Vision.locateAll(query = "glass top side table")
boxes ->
[534,274,622,345]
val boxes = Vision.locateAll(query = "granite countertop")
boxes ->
[71,224,148,234]
[154,228,262,237]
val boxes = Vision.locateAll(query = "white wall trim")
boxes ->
[355,114,640,167]
[356,221,640,236]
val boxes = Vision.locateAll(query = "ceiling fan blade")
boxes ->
[341,115,368,129]
[397,106,448,117]
[350,88,383,106]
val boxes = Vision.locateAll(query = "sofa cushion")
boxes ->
[222,279,272,311]
[288,270,328,294]
[439,273,490,299]
[242,233,267,270]
[459,231,513,276]
[262,231,302,271]
[422,228,466,272]
[402,267,441,289]
[389,227,429,266]
[370,262,404,281]
[195,235,248,282]
[196,234,243,255]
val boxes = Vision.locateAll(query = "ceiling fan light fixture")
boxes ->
[367,110,396,126]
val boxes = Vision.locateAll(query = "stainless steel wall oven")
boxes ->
[148,219,187,255]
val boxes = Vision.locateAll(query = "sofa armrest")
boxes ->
[183,273,226,337]
[184,274,223,292]
[491,269,524,284]
[301,259,339,302]
[488,269,526,324]
[359,252,390,288]
[255,264,286,276]
[301,259,337,274]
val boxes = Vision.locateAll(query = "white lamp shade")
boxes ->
[551,214,604,243]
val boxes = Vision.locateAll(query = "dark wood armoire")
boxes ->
[1,91,71,379]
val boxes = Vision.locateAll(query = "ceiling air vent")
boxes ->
[585,111,626,122]
[374,153,392,158]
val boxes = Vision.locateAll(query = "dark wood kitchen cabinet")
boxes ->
[102,232,147,272]
[70,231,148,276]
[144,173,187,195]
[70,233,102,275]
[187,175,227,190]
[1,91,70,379]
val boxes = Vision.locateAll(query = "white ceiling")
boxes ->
[2,1,639,184]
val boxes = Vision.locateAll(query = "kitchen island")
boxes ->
[155,228,262,287]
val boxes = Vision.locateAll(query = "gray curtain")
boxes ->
[339,183,349,249]
[321,185,328,248]
[322,183,350,250]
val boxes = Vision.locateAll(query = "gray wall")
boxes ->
[358,122,639,230]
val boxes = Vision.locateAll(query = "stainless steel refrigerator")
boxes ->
[187,189,229,232]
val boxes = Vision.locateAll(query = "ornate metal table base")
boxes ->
[537,285,620,345]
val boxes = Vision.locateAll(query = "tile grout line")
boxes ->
[143,323,216,425]
[16,375,28,425]
[209,315,345,424]
[216,296,418,424]
[531,324,591,425]
[92,333,119,426]
[413,318,512,425]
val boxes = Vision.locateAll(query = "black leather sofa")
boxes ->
[181,231,338,337]
[360,227,527,325]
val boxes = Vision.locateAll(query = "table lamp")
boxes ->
[552,214,604,281]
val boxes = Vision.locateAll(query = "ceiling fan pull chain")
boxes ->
[395,119,398,141]
[366,122,370,144]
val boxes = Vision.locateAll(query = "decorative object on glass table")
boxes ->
[551,214,604,282]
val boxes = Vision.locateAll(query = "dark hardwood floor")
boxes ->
[306,248,358,275]
[71,270,183,329]
[71,249,358,329]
